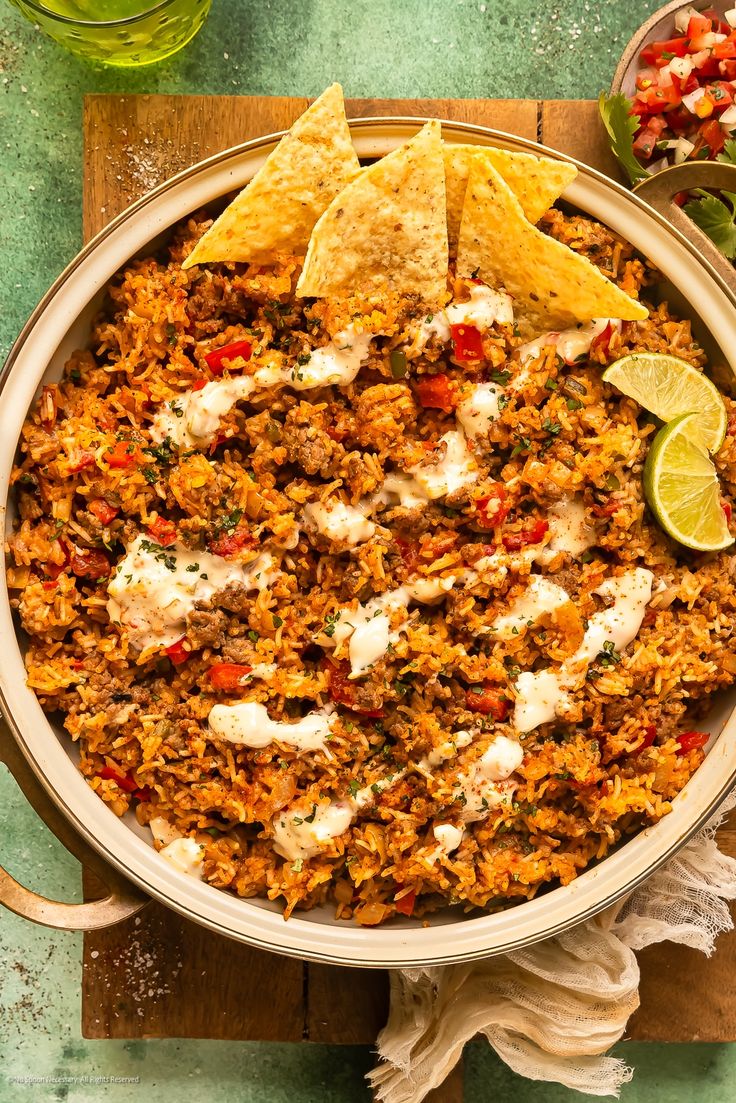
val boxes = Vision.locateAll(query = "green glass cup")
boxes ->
[8,0,213,66]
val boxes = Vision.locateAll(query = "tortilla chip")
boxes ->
[444,145,578,255]
[182,84,360,269]
[296,119,448,305]
[456,159,648,337]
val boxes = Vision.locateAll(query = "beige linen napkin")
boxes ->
[371,792,736,1101]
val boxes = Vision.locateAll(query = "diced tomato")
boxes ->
[703,8,732,34]
[450,323,484,362]
[714,36,736,59]
[474,485,510,529]
[699,118,727,155]
[208,663,254,691]
[88,498,119,525]
[165,637,192,665]
[191,378,208,392]
[98,766,138,793]
[719,58,736,79]
[208,520,256,558]
[321,656,385,718]
[695,54,723,78]
[104,440,143,469]
[147,516,177,547]
[633,121,666,159]
[415,373,455,412]
[204,339,253,375]
[68,451,96,473]
[465,685,511,721]
[69,546,111,579]
[704,81,734,109]
[636,84,682,111]
[670,69,700,95]
[688,14,713,38]
[502,519,549,551]
[676,730,709,754]
[394,889,416,916]
[640,37,689,65]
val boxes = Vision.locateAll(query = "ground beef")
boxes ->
[217,582,253,616]
[186,604,228,649]
[282,402,346,476]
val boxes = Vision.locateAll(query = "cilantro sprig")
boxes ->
[684,189,736,260]
[598,92,650,186]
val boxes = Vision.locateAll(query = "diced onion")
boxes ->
[682,86,707,113]
[675,6,701,32]
[720,104,736,127]
[673,137,695,164]
[727,8,736,30]
[669,56,693,80]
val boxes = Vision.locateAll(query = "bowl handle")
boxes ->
[633,163,736,299]
[0,719,148,930]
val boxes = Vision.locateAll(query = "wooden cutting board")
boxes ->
[80,97,736,1079]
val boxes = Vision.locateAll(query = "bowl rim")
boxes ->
[3,116,736,967]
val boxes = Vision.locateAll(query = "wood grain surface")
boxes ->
[81,94,736,1066]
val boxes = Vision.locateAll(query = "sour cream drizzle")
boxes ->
[107,535,275,650]
[272,771,405,861]
[512,567,654,732]
[208,702,335,753]
[490,576,572,640]
[151,325,373,448]
[517,318,619,366]
[325,575,459,678]
[412,284,514,353]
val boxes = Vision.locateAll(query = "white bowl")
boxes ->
[2,119,736,967]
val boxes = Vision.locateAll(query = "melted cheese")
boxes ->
[408,430,478,500]
[159,837,205,880]
[455,383,501,442]
[208,702,334,753]
[512,567,654,732]
[491,576,571,640]
[327,575,459,677]
[433,823,464,855]
[107,536,275,650]
[302,499,375,546]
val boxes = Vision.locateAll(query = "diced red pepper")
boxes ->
[208,521,255,558]
[98,766,138,793]
[321,656,385,717]
[68,451,96,473]
[69,546,111,579]
[474,485,510,529]
[165,637,192,665]
[592,498,620,518]
[191,378,208,392]
[450,323,484,362]
[415,373,456,412]
[465,685,511,721]
[394,889,416,916]
[88,498,119,525]
[205,339,253,375]
[133,786,152,803]
[591,321,615,355]
[676,730,709,754]
[208,662,254,691]
[640,37,690,65]
[147,516,178,548]
[635,724,657,752]
[104,440,144,469]
[724,500,733,523]
[502,519,549,551]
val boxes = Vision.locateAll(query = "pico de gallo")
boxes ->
[631,6,736,167]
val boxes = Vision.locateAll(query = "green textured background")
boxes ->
[1,1,734,1100]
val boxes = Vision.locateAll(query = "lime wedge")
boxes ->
[603,352,727,454]
[644,413,733,552]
